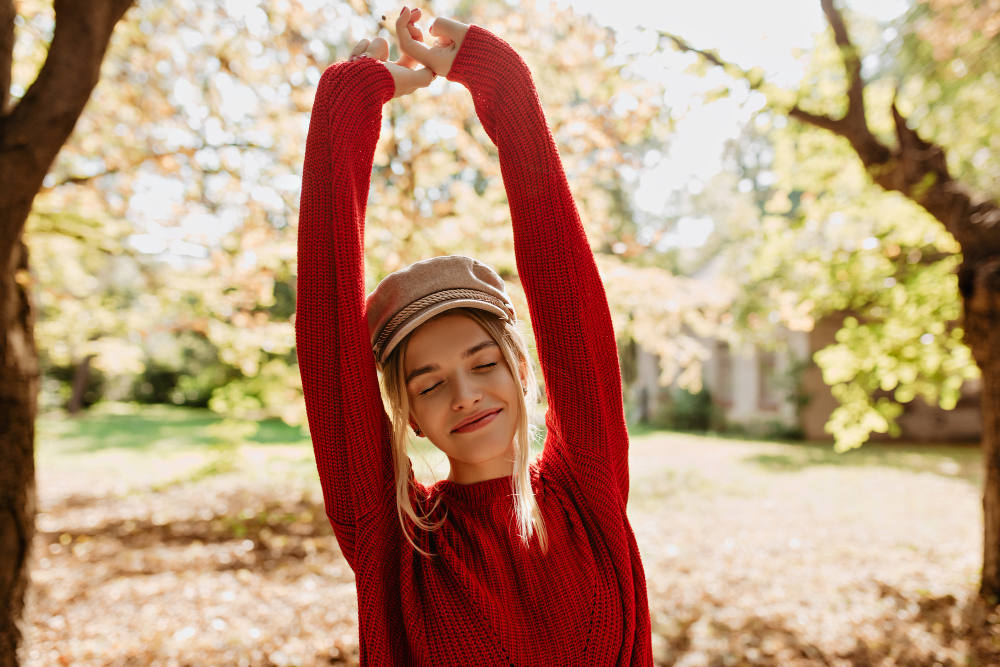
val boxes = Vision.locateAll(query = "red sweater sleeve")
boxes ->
[446,27,631,503]
[296,58,396,568]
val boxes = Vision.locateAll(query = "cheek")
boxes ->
[494,369,520,404]
[488,372,521,430]
[409,392,449,432]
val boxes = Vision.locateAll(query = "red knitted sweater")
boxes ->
[296,25,652,666]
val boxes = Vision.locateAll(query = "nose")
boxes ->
[450,371,482,411]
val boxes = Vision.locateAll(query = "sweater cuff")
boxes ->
[447,24,520,97]
[323,56,396,116]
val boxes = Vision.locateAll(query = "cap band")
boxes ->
[372,288,512,361]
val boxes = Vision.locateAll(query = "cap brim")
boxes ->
[378,299,510,364]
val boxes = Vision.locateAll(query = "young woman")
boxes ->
[296,8,652,665]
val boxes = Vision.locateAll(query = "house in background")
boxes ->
[627,314,981,442]
[700,334,808,435]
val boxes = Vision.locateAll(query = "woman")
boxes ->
[296,7,652,665]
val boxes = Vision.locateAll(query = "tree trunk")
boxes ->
[67,354,94,414]
[0,240,38,667]
[0,2,136,662]
[963,259,1000,600]
[981,356,1000,601]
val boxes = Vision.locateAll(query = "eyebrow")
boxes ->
[404,340,499,386]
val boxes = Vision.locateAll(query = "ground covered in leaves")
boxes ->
[22,407,995,665]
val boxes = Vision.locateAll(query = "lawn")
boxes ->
[25,405,990,666]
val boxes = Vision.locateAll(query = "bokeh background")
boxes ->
[10,0,998,664]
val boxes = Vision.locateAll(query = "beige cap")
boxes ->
[366,255,516,365]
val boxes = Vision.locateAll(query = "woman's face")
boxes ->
[402,312,521,483]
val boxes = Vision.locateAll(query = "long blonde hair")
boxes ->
[378,307,548,555]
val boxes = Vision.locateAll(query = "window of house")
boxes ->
[715,341,733,406]
[758,350,779,410]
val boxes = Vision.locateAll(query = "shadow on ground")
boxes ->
[743,441,981,485]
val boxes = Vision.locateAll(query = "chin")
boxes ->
[449,416,517,465]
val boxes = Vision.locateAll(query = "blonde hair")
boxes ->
[378,307,548,555]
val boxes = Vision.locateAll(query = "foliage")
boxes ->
[890,0,1000,201]
[16,0,720,423]
[25,206,151,408]
[683,5,990,450]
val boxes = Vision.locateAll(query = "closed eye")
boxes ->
[417,362,498,396]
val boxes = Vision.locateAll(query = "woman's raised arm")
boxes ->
[296,50,417,569]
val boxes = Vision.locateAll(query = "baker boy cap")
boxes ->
[366,255,516,365]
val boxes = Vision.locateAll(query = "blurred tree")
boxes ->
[29,0,719,431]
[662,0,1000,597]
[0,0,135,661]
[25,204,156,412]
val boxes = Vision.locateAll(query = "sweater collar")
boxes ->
[432,474,513,509]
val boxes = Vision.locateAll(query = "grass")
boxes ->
[34,404,315,495]
[36,403,310,453]
[743,441,981,485]
[33,403,982,518]
[35,403,981,485]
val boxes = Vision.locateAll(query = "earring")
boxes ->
[413,426,422,437]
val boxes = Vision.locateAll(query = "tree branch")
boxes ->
[795,2,1000,256]
[658,30,767,94]
[0,0,134,268]
[659,32,727,70]
[661,25,865,149]
[820,0,864,126]
[805,0,892,172]
[787,107,849,135]
[661,0,1000,258]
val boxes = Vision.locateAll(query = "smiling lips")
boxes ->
[451,408,502,434]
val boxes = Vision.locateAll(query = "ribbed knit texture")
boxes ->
[296,25,652,666]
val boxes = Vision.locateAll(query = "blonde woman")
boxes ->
[296,7,652,665]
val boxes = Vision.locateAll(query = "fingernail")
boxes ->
[402,6,408,13]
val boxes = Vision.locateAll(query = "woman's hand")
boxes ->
[348,8,435,99]
[394,8,470,78]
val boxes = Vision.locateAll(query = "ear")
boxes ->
[518,359,529,394]
[408,415,423,436]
